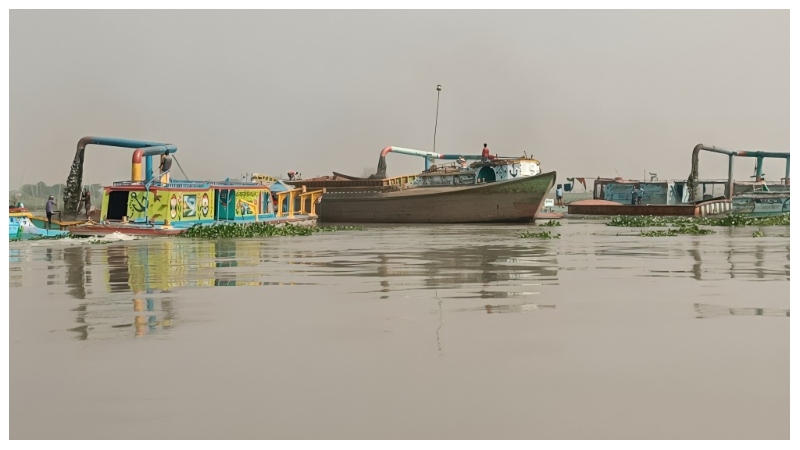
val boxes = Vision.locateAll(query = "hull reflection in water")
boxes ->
[442,302,556,314]
[694,303,790,319]
[50,235,561,340]
[68,297,176,340]
[62,239,322,340]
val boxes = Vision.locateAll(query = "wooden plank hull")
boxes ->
[315,171,556,223]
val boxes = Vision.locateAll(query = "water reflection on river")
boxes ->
[8,222,790,439]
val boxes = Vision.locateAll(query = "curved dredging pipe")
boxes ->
[687,143,789,201]
[63,136,178,217]
[372,146,482,178]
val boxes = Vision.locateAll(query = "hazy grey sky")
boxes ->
[9,9,789,187]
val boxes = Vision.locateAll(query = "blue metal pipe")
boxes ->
[76,137,178,183]
[756,157,764,182]
[146,157,153,184]
[78,136,171,150]
[689,144,789,200]
[438,154,483,160]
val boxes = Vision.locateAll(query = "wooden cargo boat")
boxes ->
[566,143,789,217]
[286,146,557,223]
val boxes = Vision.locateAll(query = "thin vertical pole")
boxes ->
[433,85,442,153]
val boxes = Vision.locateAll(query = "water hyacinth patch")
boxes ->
[314,226,364,232]
[537,219,562,227]
[608,214,789,228]
[695,214,789,227]
[179,223,363,239]
[519,230,560,239]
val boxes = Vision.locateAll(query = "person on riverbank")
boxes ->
[45,195,56,229]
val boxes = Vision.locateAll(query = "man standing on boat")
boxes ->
[82,188,92,218]
[556,184,564,207]
[45,195,56,229]
[630,186,638,205]
[481,144,494,163]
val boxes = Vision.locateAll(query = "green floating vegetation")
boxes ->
[608,214,789,228]
[639,224,716,237]
[519,230,560,239]
[696,214,789,227]
[639,229,678,237]
[180,223,363,239]
[537,219,562,227]
[607,215,676,227]
[752,230,765,238]
[314,225,365,232]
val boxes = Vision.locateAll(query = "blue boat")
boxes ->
[9,209,70,240]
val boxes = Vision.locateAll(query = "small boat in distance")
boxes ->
[286,146,556,223]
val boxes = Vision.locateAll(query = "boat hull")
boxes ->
[315,171,556,223]
[10,213,71,239]
[68,215,318,237]
[731,194,789,217]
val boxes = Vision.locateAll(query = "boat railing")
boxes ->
[237,198,260,220]
[297,189,324,216]
[288,174,417,188]
[274,187,325,218]
[425,162,466,174]
[112,179,214,189]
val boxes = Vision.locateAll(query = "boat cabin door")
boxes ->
[215,189,236,220]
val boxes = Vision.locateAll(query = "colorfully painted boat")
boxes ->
[9,209,70,239]
[62,137,324,237]
[286,146,557,223]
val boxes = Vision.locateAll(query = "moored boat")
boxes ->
[566,143,790,217]
[9,208,70,239]
[62,137,324,237]
[286,146,557,223]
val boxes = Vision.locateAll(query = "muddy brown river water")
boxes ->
[8,221,790,439]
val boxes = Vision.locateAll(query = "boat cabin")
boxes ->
[100,179,322,227]
[593,178,690,205]
[414,158,542,187]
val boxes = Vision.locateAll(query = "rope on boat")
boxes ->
[172,155,190,180]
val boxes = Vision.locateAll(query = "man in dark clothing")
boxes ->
[45,195,56,229]
[82,189,92,217]
[630,187,638,205]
